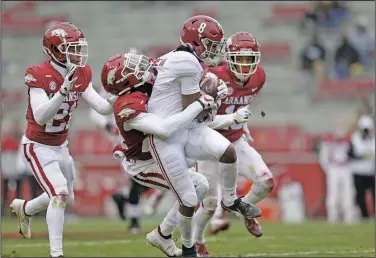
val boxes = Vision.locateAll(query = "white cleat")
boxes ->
[10,199,32,239]
[146,228,182,257]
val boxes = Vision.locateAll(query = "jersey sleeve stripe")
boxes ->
[148,135,184,205]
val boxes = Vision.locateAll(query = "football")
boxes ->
[197,71,220,122]
[199,71,220,98]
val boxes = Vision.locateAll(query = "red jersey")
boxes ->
[113,91,153,161]
[24,62,92,146]
[207,63,266,143]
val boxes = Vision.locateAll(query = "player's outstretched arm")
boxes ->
[30,88,66,125]
[82,83,114,115]
[207,105,252,129]
[126,98,212,138]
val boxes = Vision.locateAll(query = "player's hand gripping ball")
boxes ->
[197,72,221,123]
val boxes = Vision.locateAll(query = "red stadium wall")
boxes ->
[3,126,374,219]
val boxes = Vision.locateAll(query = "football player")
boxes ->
[101,52,214,256]
[147,16,262,256]
[10,22,115,257]
[194,32,275,256]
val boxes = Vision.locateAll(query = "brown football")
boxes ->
[199,71,220,98]
[197,72,220,122]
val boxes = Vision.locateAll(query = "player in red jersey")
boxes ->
[101,52,218,256]
[9,22,115,257]
[194,32,276,256]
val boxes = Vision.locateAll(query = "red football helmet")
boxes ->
[101,52,152,96]
[180,15,225,66]
[43,22,88,68]
[226,32,261,82]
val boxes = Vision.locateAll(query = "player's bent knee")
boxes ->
[51,194,68,209]
[219,144,237,163]
[194,176,209,202]
[202,196,218,212]
[181,192,198,208]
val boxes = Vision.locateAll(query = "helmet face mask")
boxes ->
[225,32,261,82]
[102,53,153,96]
[200,37,226,66]
[43,22,88,69]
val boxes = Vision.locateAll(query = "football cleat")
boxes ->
[221,198,262,218]
[146,227,182,257]
[244,217,263,237]
[182,245,197,257]
[10,199,32,239]
[195,243,209,257]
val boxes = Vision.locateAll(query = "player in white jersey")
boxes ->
[103,52,252,256]
[9,22,115,257]
[147,15,262,256]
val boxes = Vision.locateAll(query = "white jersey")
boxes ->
[148,51,204,119]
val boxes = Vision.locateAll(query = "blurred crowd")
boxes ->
[299,1,374,89]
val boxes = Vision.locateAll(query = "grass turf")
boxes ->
[1,216,374,257]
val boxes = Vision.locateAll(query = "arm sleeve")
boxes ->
[125,101,203,138]
[206,114,236,130]
[89,108,112,129]
[30,88,65,125]
[82,83,113,115]
[180,75,201,95]
[175,57,202,95]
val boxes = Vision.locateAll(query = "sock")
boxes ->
[193,206,213,244]
[126,203,141,219]
[178,212,193,248]
[46,196,66,257]
[159,201,179,237]
[212,185,223,219]
[218,162,238,206]
[25,192,50,216]
[243,182,270,205]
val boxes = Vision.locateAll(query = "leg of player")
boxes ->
[193,160,220,257]
[185,126,262,218]
[127,180,144,233]
[208,183,230,235]
[112,188,128,221]
[342,167,355,224]
[136,169,208,257]
[235,137,274,237]
[325,167,339,223]
[148,134,199,257]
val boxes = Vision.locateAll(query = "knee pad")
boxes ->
[51,194,68,208]
[201,196,218,212]
[181,192,198,208]
[190,172,209,202]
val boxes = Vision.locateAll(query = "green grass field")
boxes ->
[2,216,375,257]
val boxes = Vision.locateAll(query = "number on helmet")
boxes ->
[198,22,207,34]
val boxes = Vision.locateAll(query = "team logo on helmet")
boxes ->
[107,68,117,85]
[51,29,68,38]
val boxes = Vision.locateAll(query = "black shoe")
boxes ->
[111,193,127,221]
[221,198,262,218]
[182,245,197,257]
[129,218,141,234]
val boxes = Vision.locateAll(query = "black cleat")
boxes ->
[221,198,262,218]
[182,245,197,257]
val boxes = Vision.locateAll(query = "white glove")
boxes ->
[216,79,228,100]
[233,105,252,124]
[197,94,216,110]
[59,66,78,96]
